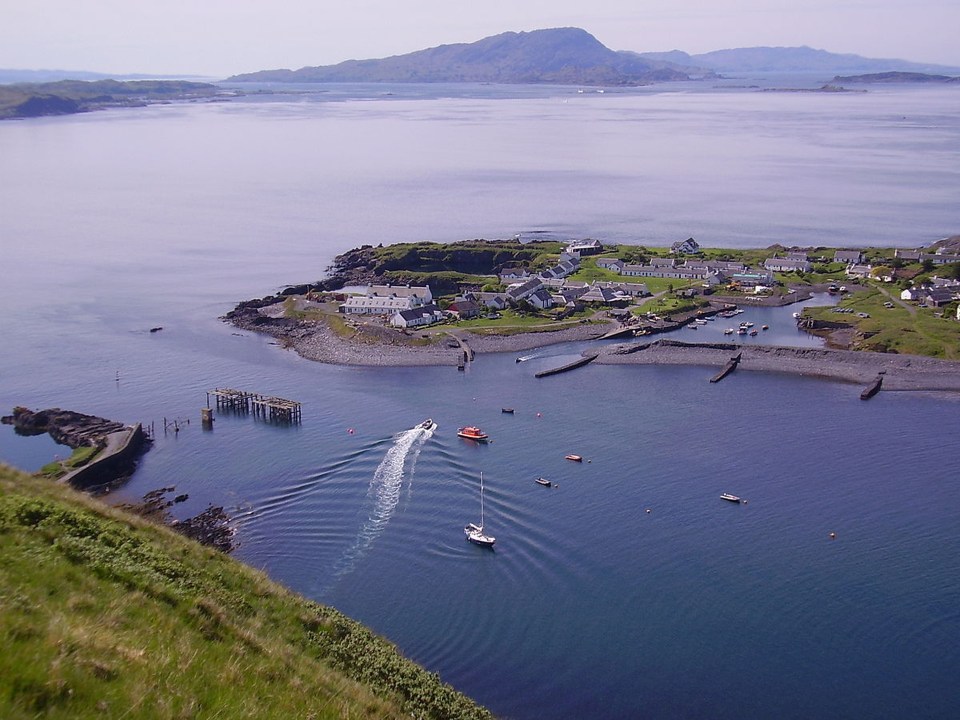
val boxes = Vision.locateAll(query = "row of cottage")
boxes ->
[338,271,652,329]
[337,240,960,328]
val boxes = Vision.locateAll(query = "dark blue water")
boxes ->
[2,83,960,719]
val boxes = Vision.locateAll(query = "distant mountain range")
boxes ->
[227,28,690,85]
[0,69,211,85]
[227,28,959,85]
[634,46,960,75]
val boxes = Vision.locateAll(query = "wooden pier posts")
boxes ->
[207,388,302,424]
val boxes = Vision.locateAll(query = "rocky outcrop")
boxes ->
[2,407,127,446]
[2,407,150,489]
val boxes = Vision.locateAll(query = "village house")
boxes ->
[729,271,776,287]
[670,237,700,255]
[924,287,959,307]
[564,239,603,256]
[578,285,622,304]
[497,267,530,284]
[895,249,960,266]
[369,284,433,304]
[845,264,873,279]
[595,257,624,273]
[506,276,545,304]
[527,287,555,309]
[592,281,649,297]
[834,249,863,265]
[389,303,445,329]
[447,298,482,319]
[900,286,925,302]
[340,294,423,315]
[539,257,579,280]
[341,284,433,315]
[764,257,812,273]
[468,292,510,311]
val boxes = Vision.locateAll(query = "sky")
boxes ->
[3,0,959,77]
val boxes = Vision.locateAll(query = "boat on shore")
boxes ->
[565,454,583,462]
[535,477,552,487]
[457,426,489,441]
[720,493,742,503]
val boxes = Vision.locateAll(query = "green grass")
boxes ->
[804,284,960,358]
[0,465,493,720]
[38,446,100,480]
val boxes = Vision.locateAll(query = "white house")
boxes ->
[341,294,422,315]
[670,238,700,255]
[369,284,433,304]
[342,284,433,315]
[595,257,624,273]
[527,288,555,309]
[764,257,812,273]
[565,239,603,256]
[834,249,863,264]
[390,304,444,328]
[506,277,545,303]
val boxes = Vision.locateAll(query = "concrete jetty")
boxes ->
[535,352,599,378]
[860,373,884,400]
[709,352,742,383]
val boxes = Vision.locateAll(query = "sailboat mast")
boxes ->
[479,471,484,526]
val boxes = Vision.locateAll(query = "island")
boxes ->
[224,235,960,392]
[0,79,226,120]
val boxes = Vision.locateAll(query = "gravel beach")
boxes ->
[595,339,960,393]
[231,304,960,393]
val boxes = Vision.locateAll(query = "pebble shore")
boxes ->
[595,339,960,392]
[233,305,960,393]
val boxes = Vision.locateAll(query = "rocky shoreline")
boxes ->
[595,339,960,392]
[225,298,960,392]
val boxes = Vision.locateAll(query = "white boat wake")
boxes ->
[332,421,434,579]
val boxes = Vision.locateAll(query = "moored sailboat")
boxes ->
[465,472,496,547]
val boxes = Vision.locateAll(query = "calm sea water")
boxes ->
[2,81,960,719]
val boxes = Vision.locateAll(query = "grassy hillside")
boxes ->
[0,465,493,719]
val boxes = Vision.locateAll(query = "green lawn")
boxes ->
[805,284,960,358]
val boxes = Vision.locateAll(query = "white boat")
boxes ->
[465,472,496,547]
[419,418,435,430]
[720,493,742,503]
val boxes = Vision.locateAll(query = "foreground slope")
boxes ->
[0,465,492,719]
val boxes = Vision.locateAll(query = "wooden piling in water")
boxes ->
[208,388,302,423]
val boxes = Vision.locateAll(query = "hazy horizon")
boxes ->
[3,1,959,78]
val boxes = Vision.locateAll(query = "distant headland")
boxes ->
[0,79,225,120]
